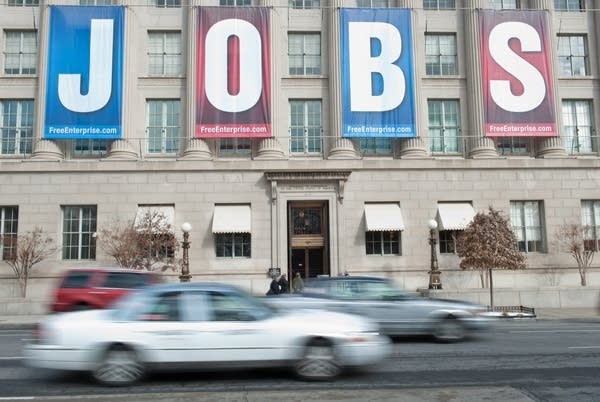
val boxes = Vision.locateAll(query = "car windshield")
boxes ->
[327,279,409,300]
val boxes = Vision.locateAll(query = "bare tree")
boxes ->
[2,227,56,297]
[98,210,179,272]
[455,207,526,308]
[554,223,594,286]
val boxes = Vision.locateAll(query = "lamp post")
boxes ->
[180,222,192,283]
[428,219,442,290]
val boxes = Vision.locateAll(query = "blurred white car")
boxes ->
[24,282,391,385]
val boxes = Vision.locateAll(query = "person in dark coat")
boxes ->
[279,274,289,294]
[266,275,280,296]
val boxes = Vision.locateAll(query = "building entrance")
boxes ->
[288,201,329,280]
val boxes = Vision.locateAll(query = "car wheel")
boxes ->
[92,344,144,386]
[72,303,91,311]
[294,338,341,381]
[433,317,465,342]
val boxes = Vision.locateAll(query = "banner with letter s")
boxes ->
[340,8,416,138]
[196,7,271,138]
[45,6,124,140]
[481,10,556,137]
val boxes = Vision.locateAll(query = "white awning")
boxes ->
[212,205,251,234]
[135,205,175,232]
[364,203,405,231]
[437,203,476,230]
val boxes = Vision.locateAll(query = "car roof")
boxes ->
[64,267,158,275]
[140,282,245,294]
[309,276,388,282]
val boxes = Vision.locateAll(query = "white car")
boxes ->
[24,282,392,385]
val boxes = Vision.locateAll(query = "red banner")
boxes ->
[196,8,271,138]
[480,11,556,137]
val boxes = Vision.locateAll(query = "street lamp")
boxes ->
[428,219,442,290]
[180,222,192,283]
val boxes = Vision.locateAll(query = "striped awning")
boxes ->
[364,203,405,231]
[212,205,251,234]
[437,203,476,230]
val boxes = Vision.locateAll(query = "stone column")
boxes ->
[180,0,212,160]
[31,1,64,160]
[326,0,358,159]
[465,0,497,158]
[531,0,567,158]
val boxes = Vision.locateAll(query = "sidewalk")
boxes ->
[0,308,598,330]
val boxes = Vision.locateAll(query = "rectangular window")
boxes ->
[72,139,110,158]
[0,206,18,261]
[581,200,600,251]
[428,99,460,154]
[423,0,455,10]
[220,0,251,5]
[554,0,584,11]
[357,0,390,7]
[151,0,181,7]
[215,233,251,258]
[8,0,39,6]
[135,205,176,259]
[562,100,594,154]
[495,137,532,156]
[489,0,519,9]
[146,100,180,154]
[4,31,37,75]
[147,31,182,76]
[288,33,321,76]
[290,0,320,8]
[289,100,322,155]
[510,201,545,253]
[218,138,252,157]
[557,35,588,77]
[359,138,393,156]
[62,206,97,260]
[439,230,460,254]
[1,100,34,156]
[80,0,114,4]
[365,231,401,255]
[425,34,457,76]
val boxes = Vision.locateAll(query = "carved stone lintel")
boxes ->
[468,137,498,159]
[255,137,285,160]
[536,137,568,158]
[105,139,138,160]
[178,138,212,160]
[265,171,352,203]
[30,140,64,160]
[399,137,428,159]
[328,138,359,159]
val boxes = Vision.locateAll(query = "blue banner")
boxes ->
[340,9,416,138]
[44,6,124,140]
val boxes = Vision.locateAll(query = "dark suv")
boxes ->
[50,268,163,312]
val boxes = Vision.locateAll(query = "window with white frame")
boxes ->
[216,233,251,257]
[495,137,532,156]
[489,0,518,9]
[218,138,252,157]
[562,100,594,154]
[289,100,322,155]
[146,100,180,155]
[359,138,393,156]
[151,0,180,7]
[510,201,545,253]
[423,0,454,10]
[62,205,97,260]
[439,230,460,254]
[4,31,37,75]
[581,200,600,251]
[72,139,110,158]
[425,34,457,76]
[290,0,320,8]
[220,0,251,5]
[135,205,176,260]
[428,99,460,154]
[366,231,401,255]
[0,206,18,261]
[357,0,390,7]
[288,33,321,76]
[554,0,584,11]
[1,100,34,156]
[8,0,39,6]
[557,35,589,77]
[147,31,182,76]
[79,0,114,4]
